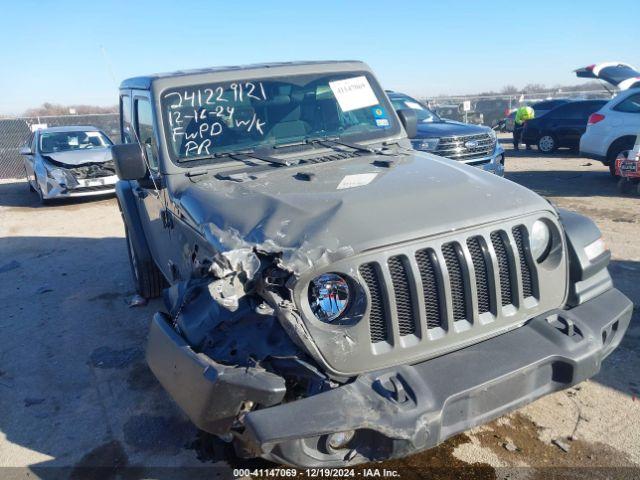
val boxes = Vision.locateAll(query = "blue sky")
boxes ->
[1,0,638,114]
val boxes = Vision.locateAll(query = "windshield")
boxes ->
[160,71,400,162]
[39,130,112,154]
[389,95,441,123]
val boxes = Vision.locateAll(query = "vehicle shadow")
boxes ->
[0,179,115,209]
[595,260,640,395]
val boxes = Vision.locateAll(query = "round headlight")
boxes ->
[308,273,350,323]
[530,220,552,262]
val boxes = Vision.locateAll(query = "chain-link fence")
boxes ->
[421,90,613,128]
[0,113,119,179]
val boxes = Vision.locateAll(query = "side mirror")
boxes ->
[112,144,148,181]
[396,109,418,138]
[19,146,32,155]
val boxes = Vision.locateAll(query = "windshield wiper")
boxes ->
[307,136,377,154]
[271,136,377,154]
[246,148,297,166]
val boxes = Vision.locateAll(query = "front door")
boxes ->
[131,93,172,279]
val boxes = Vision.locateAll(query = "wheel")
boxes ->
[537,135,556,153]
[125,226,164,299]
[33,175,51,205]
[607,137,636,177]
[617,177,634,195]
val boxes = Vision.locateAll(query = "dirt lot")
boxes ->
[1,139,639,479]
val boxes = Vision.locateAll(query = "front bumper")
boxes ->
[146,287,632,467]
[416,143,506,176]
[41,174,118,199]
[462,143,505,176]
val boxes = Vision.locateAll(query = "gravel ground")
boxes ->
[0,138,638,479]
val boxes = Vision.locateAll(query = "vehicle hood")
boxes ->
[173,152,552,276]
[414,120,490,139]
[43,148,113,167]
[575,62,640,90]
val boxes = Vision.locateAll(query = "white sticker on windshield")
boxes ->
[329,76,379,112]
[405,101,425,110]
[337,173,378,190]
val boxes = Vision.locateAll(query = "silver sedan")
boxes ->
[20,125,118,203]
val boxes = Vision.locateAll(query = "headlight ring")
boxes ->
[530,219,552,263]
[308,273,351,323]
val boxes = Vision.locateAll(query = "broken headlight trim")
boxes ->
[308,273,350,323]
[48,168,69,184]
[530,219,552,263]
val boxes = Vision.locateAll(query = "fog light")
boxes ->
[327,430,355,450]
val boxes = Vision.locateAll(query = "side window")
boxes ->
[120,94,133,143]
[614,94,640,114]
[134,98,158,171]
[553,103,587,120]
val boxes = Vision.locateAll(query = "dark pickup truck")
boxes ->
[111,60,631,467]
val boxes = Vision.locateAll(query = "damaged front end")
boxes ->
[144,215,633,468]
[40,156,118,198]
[146,246,337,433]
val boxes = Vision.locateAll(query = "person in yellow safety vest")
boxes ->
[513,105,535,151]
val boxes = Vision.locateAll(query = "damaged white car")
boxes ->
[112,61,632,467]
[20,126,118,203]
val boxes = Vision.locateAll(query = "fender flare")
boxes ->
[558,208,612,307]
[115,180,153,265]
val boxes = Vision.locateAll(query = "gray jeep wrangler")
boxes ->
[112,61,632,467]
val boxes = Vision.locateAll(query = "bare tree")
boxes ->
[23,103,118,116]
[500,85,519,94]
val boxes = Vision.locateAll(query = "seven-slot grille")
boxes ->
[359,225,537,345]
[435,133,496,161]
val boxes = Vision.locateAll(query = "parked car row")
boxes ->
[491,62,640,185]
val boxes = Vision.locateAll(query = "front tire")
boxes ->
[125,226,164,299]
[538,135,556,153]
